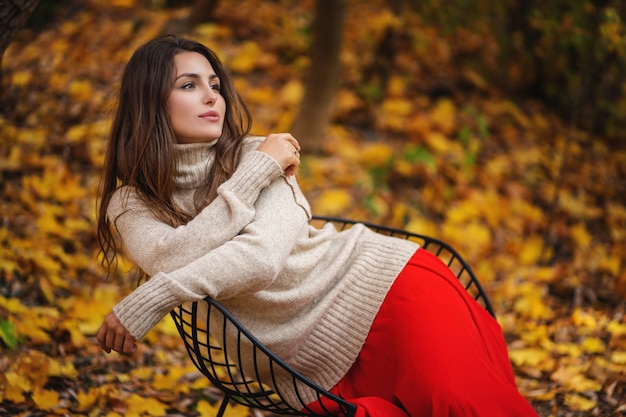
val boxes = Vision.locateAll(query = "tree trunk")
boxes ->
[188,0,219,26]
[0,0,41,82]
[291,0,346,153]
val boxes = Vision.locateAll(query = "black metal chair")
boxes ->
[169,216,495,417]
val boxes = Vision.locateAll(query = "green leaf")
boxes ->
[0,319,18,349]
[404,145,435,165]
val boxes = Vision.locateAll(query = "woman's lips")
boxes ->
[199,111,220,122]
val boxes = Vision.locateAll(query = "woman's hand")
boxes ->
[257,133,301,176]
[96,312,137,354]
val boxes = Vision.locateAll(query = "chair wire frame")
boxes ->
[169,216,495,417]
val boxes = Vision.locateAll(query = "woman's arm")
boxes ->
[110,150,279,276]
[101,174,310,346]
[110,134,301,277]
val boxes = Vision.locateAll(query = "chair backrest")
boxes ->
[169,216,494,417]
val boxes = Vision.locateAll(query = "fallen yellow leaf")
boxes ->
[564,393,597,412]
[2,383,26,403]
[197,399,220,417]
[152,367,188,391]
[358,143,394,167]
[130,367,154,382]
[405,217,439,239]
[580,337,606,354]
[68,79,93,103]
[519,236,544,265]
[4,370,32,392]
[0,296,26,314]
[431,98,456,134]
[607,320,626,336]
[509,347,550,368]
[512,283,553,319]
[75,388,100,412]
[425,132,453,154]
[570,222,592,248]
[568,374,603,392]
[610,351,626,364]
[572,308,598,331]
[229,41,262,73]
[48,357,78,379]
[314,189,353,216]
[31,387,60,410]
[126,393,167,416]
[554,342,581,357]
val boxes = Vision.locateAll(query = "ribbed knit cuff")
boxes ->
[112,273,185,340]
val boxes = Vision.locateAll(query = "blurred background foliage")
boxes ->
[8,0,626,144]
[370,0,626,145]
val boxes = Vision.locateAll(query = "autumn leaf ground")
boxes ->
[1,1,625,416]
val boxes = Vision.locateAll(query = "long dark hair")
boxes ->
[97,35,252,275]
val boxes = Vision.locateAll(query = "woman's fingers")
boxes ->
[97,312,137,354]
[258,133,301,174]
[96,323,111,353]
[281,133,301,152]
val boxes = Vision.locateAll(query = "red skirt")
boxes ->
[307,249,539,417]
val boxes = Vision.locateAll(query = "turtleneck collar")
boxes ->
[174,139,218,189]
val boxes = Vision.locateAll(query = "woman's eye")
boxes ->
[181,82,194,89]
[210,83,221,92]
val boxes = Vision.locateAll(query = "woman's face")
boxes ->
[166,51,226,144]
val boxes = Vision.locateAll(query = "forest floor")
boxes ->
[0,0,625,416]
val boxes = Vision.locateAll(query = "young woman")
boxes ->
[96,35,539,417]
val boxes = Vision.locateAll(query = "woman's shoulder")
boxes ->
[241,135,265,153]
[108,185,145,217]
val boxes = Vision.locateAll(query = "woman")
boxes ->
[96,35,538,417]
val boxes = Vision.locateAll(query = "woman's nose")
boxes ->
[203,86,217,104]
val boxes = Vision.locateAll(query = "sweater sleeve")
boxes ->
[113,174,311,340]
[109,150,283,276]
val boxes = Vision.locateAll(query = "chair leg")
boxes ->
[216,393,231,417]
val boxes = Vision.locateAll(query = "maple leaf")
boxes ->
[152,367,188,391]
[196,399,220,417]
[126,393,168,416]
[31,387,60,411]
[74,387,100,412]
[2,382,26,403]
[4,370,32,393]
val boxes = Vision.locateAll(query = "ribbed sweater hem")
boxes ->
[276,234,419,406]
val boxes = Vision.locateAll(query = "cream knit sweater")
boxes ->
[108,136,419,404]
